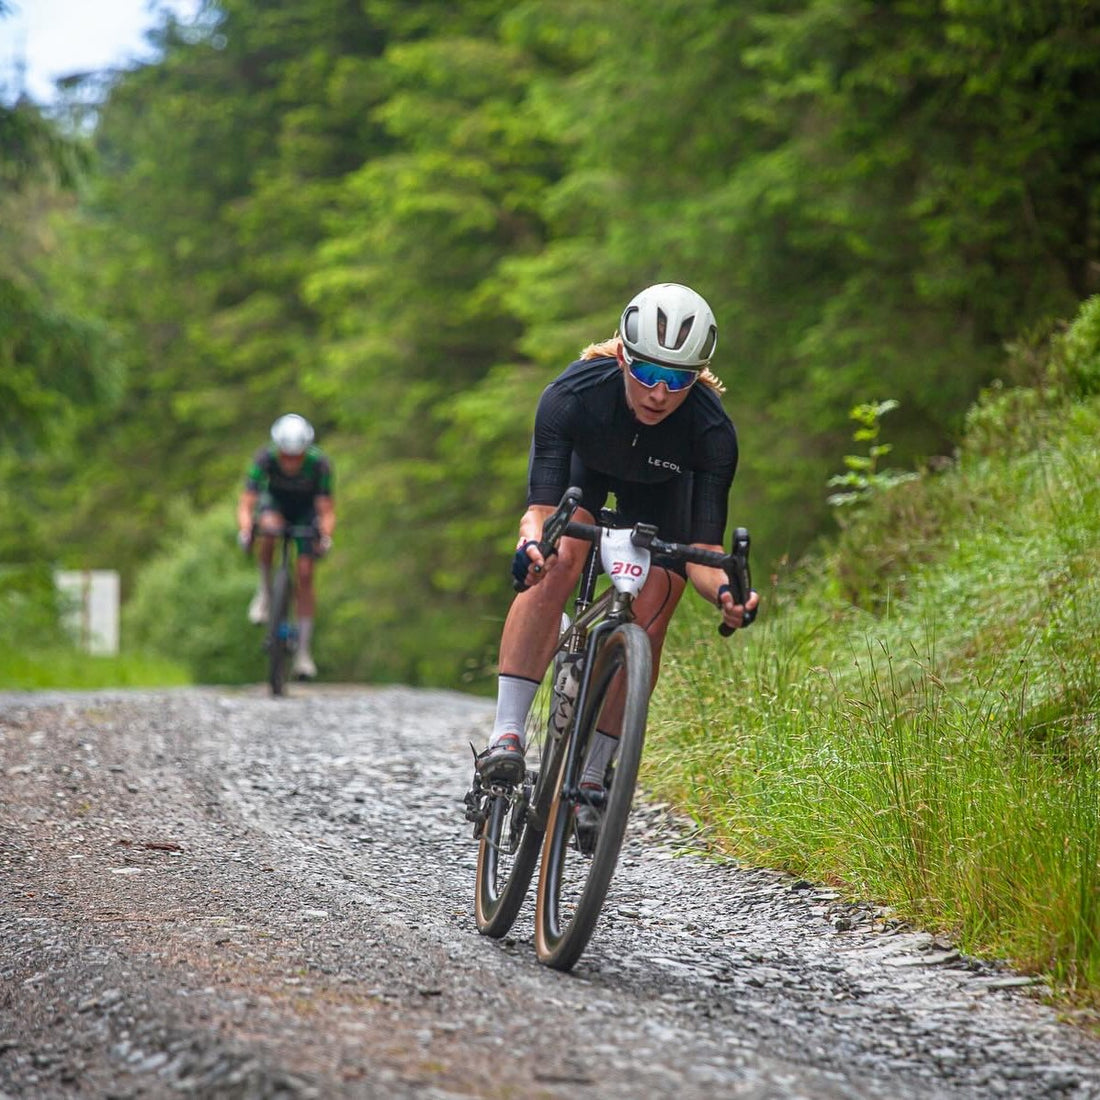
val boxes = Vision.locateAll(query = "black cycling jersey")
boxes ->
[528,356,738,547]
[245,445,333,520]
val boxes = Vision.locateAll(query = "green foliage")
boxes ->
[827,399,919,509]
[8,0,1100,688]
[0,98,112,453]
[0,562,69,653]
[962,295,1100,459]
[647,319,1100,998]
[0,650,189,690]
[0,98,87,190]
[125,504,265,684]
[1050,294,1100,400]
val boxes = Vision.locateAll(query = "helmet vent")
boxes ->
[623,306,640,345]
[700,325,717,361]
[656,307,695,351]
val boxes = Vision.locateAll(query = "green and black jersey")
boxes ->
[245,445,333,521]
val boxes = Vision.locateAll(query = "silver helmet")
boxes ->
[620,283,717,368]
[270,413,314,456]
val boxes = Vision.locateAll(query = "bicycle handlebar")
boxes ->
[524,487,756,635]
[250,523,321,540]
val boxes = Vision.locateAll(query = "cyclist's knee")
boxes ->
[256,511,284,536]
[553,537,589,579]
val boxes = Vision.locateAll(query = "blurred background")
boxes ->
[1,0,1097,689]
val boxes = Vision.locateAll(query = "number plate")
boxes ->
[600,528,651,596]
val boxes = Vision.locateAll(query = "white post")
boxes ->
[54,570,120,656]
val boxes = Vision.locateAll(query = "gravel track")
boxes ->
[2,685,1100,1099]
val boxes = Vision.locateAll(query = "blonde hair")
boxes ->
[580,335,725,394]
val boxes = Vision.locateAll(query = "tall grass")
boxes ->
[646,389,1100,1000]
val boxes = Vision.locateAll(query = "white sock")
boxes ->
[490,675,540,749]
[581,730,618,787]
[297,617,313,656]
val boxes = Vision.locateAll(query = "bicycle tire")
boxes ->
[534,623,651,971]
[267,569,291,697]
[474,636,574,938]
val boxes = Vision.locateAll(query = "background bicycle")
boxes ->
[467,487,755,970]
[247,523,319,697]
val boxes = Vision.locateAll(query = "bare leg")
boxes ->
[255,510,284,597]
[296,553,316,619]
[489,518,593,745]
[497,528,592,681]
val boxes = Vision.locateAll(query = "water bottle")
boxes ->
[549,654,581,741]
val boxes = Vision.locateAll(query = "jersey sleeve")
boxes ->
[244,447,270,492]
[315,454,334,498]
[526,381,581,507]
[689,419,738,545]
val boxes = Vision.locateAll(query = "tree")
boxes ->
[0,98,109,451]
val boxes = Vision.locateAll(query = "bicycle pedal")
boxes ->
[463,797,487,825]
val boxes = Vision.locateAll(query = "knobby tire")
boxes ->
[534,623,651,971]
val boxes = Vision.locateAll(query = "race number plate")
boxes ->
[600,528,651,596]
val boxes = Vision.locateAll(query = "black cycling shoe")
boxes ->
[573,782,606,855]
[475,733,526,785]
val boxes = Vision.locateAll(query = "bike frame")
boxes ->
[540,536,629,823]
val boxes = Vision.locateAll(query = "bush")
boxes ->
[0,561,70,651]
[1051,294,1100,399]
[126,503,264,684]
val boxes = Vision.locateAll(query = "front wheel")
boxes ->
[267,569,291,697]
[474,783,544,937]
[534,623,651,971]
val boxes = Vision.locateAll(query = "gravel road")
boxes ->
[2,685,1100,1099]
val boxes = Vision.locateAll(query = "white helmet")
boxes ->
[270,413,314,456]
[620,283,717,368]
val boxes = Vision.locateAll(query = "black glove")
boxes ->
[511,540,538,589]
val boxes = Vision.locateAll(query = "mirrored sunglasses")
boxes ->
[626,358,700,393]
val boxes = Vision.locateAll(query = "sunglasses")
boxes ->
[625,357,701,393]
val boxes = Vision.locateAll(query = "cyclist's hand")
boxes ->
[316,534,333,558]
[511,539,546,590]
[717,584,759,632]
[238,529,253,554]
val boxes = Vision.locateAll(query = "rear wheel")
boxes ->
[534,623,650,971]
[475,632,575,937]
[267,568,291,697]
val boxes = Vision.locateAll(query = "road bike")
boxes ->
[261,524,318,697]
[465,487,755,970]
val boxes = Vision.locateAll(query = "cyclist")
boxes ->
[475,283,758,821]
[236,413,335,680]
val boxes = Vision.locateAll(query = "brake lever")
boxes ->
[511,487,584,593]
[540,486,583,549]
[718,527,756,637]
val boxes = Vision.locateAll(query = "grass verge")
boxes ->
[646,392,1100,1005]
[0,650,190,690]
